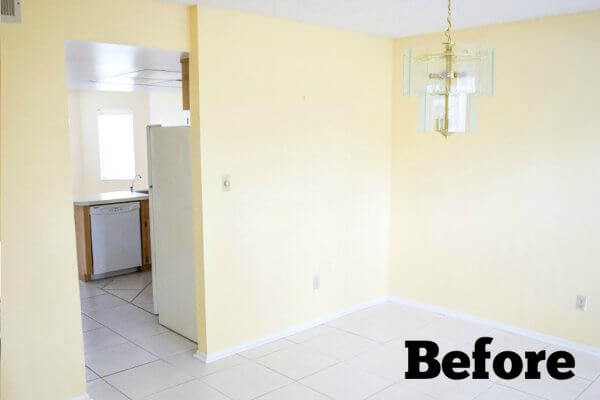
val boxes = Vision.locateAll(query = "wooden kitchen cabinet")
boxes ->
[74,200,152,281]
[74,205,93,281]
[140,199,152,270]
[181,57,190,110]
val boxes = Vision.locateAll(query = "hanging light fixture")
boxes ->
[404,0,494,137]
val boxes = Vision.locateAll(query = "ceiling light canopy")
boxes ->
[403,0,494,137]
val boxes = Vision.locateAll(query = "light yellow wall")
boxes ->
[148,89,190,127]
[391,11,600,347]
[195,5,392,354]
[188,6,209,354]
[0,0,190,398]
[68,90,151,197]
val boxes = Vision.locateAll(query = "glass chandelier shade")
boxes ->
[403,1,494,136]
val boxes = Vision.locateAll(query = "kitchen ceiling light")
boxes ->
[403,0,494,137]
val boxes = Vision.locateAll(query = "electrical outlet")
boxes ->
[576,295,587,311]
[222,175,231,192]
[313,275,320,291]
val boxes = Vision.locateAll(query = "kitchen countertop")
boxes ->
[73,191,149,206]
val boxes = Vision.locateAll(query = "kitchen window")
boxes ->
[97,109,136,180]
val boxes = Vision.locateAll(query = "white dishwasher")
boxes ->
[90,201,142,276]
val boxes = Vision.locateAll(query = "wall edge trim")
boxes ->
[194,295,389,363]
[389,296,600,356]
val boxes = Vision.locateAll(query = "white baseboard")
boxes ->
[194,351,207,363]
[193,294,600,364]
[194,296,389,363]
[389,296,600,357]
[71,395,91,400]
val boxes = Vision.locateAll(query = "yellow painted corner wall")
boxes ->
[195,5,392,354]
[0,0,190,398]
[390,11,600,346]
[188,5,209,354]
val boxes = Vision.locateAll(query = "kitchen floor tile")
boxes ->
[408,315,493,347]
[255,382,330,400]
[79,284,107,299]
[301,330,378,360]
[82,314,103,332]
[475,384,548,400]
[81,294,129,313]
[86,367,100,382]
[85,342,158,377]
[104,360,193,400]
[105,289,142,302]
[145,379,230,400]
[201,361,292,400]
[404,374,494,400]
[86,379,129,400]
[104,271,152,290]
[164,350,248,378]
[300,363,391,400]
[287,325,336,344]
[83,327,128,354]
[239,339,293,359]
[578,378,600,400]
[136,302,155,313]
[347,341,407,382]
[133,284,153,304]
[84,303,155,327]
[367,382,434,400]
[81,278,113,289]
[256,344,338,380]
[328,303,440,343]
[133,331,196,358]
[109,317,169,341]
[497,371,590,400]
[486,329,548,355]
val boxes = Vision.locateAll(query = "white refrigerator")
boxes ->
[147,125,197,342]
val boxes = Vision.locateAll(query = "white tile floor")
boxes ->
[80,276,600,400]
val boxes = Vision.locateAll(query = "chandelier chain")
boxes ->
[445,0,453,44]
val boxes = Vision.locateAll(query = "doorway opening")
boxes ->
[65,40,197,393]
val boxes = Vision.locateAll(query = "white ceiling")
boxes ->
[165,0,600,37]
[66,40,188,92]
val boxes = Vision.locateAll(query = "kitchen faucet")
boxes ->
[130,174,142,192]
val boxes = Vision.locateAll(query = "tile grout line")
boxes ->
[493,382,551,400]
[293,381,337,400]
[361,381,405,400]
[99,377,134,400]
[160,352,241,400]
[99,359,165,380]
[130,281,152,304]
[250,377,337,400]
[79,290,109,301]
[150,377,236,400]
[574,375,598,400]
